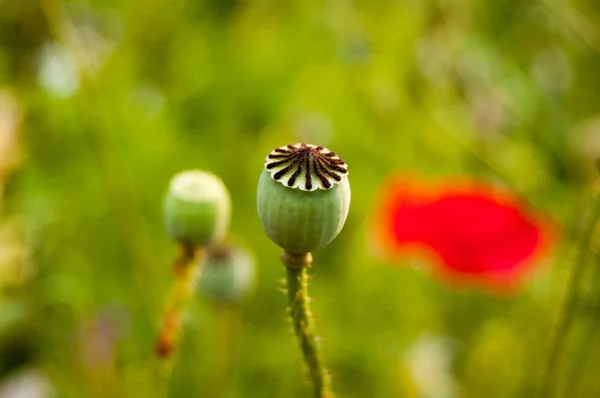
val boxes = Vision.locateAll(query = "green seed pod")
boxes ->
[256,143,351,254]
[164,170,231,246]
[197,243,256,303]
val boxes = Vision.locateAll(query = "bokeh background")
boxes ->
[2,0,600,397]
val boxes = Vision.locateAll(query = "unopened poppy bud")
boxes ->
[164,170,231,246]
[256,143,351,254]
[197,243,255,303]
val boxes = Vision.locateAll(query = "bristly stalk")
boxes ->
[156,243,206,359]
[538,180,600,398]
[282,251,333,398]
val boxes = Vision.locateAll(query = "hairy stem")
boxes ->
[156,244,206,359]
[282,251,333,398]
[538,184,600,398]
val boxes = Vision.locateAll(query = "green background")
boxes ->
[1,0,600,396]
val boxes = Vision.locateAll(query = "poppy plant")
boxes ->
[373,175,553,290]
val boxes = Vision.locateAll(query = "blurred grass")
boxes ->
[2,0,600,397]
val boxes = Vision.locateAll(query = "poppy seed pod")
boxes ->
[197,243,256,303]
[164,170,231,246]
[256,143,351,254]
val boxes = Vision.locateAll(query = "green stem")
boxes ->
[561,243,600,397]
[561,308,599,398]
[156,244,206,359]
[213,303,241,398]
[281,251,333,398]
[538,187,600,398]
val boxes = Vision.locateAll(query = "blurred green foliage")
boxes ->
[2,0,600,397]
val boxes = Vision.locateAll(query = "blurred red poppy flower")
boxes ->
[373,175,553,290]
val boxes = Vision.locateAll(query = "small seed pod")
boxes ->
[256,143,351,254]
[164,170,231,246]
[197,243,256,303]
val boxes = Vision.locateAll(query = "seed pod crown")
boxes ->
[265,143,348,191]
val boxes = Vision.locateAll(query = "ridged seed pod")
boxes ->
[164,170,231,246]
[256,143,351,254]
